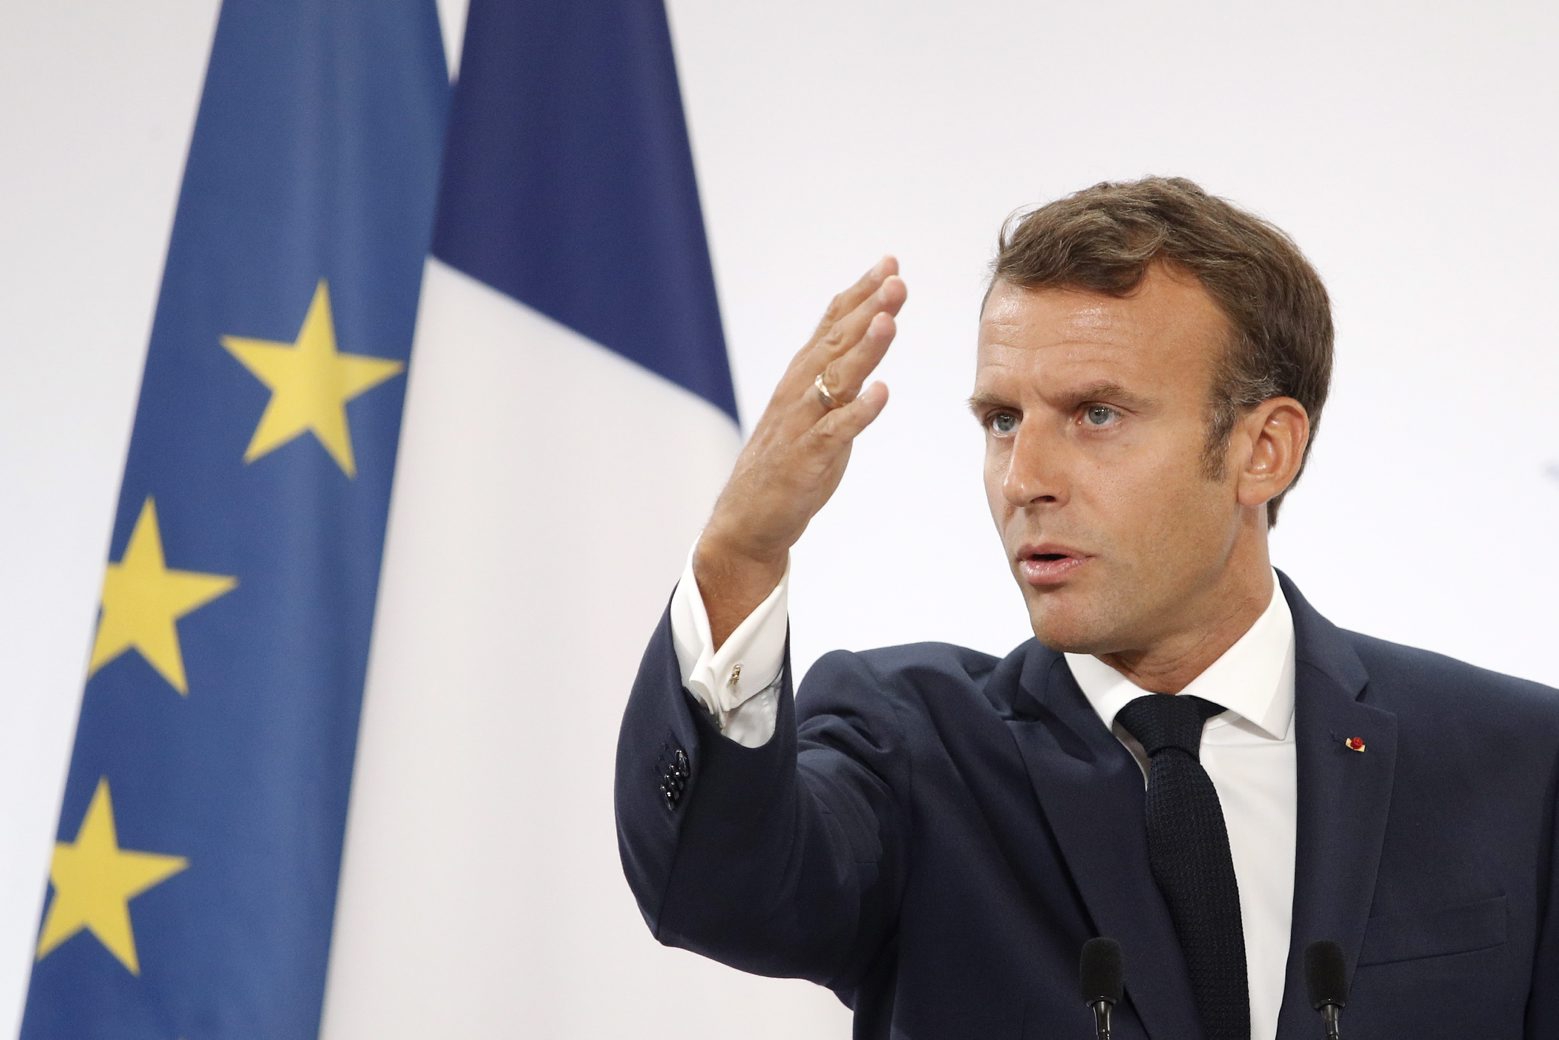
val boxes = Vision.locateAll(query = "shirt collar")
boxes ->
[1063,570,1295,741]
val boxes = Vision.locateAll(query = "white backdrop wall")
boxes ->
[3,0,1557,1035]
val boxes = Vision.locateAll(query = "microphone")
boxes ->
[1079,937,1124,1040]
[1304,940,1348,1039]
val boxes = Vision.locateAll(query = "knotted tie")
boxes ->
[1116,693,1249,1040]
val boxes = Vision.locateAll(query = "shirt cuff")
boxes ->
[670,547,789,718]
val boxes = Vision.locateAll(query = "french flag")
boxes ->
[319,0,802,1033]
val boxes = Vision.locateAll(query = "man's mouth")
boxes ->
[1016,544,1089,586]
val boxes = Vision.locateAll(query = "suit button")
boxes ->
[659,748,691,810]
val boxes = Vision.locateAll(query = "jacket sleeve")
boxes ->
[614,600,911,993]
[1525,747,1559,1036]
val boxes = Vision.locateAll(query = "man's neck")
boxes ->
[1096,567,1276,694]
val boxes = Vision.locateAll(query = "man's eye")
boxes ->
[987,411,1018,435]
[1082,405,1119,427]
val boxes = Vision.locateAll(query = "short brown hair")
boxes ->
[990,176,1332,526]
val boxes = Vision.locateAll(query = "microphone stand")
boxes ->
[1090,1000,1112,1040]
[1078,936,1122,1040]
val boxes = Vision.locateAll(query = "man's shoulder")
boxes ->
[814,638,1030,682]
[823,638,1005,669]
[1337,626,1559,726]
[799,639,1038,721]
[1284,571,1558,724]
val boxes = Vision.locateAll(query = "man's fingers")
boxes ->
[813,256,898,339]
[776,267,905,414]
[812,274,907,365]
[814,380,889,444]
[821,311,897,406]
[706,259,900,570]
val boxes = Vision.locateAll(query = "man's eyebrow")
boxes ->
[965,391,1011,416]
[1062,381,1154,410]
[966,381,1154,416]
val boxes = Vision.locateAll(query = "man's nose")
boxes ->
[1001,423,1069,508]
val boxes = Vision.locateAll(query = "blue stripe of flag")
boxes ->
[432,0,736,421]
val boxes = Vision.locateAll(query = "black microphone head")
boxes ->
[1080,937,1124,1006]
[1304,940,1349,1010]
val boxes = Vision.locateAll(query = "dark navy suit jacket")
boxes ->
[616,574,1559,1038]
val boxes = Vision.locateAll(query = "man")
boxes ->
[615,177,1559,1039]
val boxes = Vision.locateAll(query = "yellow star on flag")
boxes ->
[221,279,405,477]
[36,778,188,976]
[88,497,237,696]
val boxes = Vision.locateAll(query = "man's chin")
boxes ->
[1026,607,1122,656]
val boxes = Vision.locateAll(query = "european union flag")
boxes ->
[21,0,447,1035]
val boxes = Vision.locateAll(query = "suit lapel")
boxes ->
[1273,574,1397,1039]
[1006,647,1203,1040]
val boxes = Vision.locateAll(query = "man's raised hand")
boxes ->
[694,257,907,648]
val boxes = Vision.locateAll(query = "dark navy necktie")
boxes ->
[1116,693,1250,1040]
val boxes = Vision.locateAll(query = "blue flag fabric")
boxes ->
[433,0,735,418]
[313,0,739,1029]
[21,1,447,1036]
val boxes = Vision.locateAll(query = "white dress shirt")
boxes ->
[669,556,1297,1040]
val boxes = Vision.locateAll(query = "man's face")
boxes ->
[973,265,1253,658]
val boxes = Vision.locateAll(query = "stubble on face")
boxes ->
[974,265,1275,692]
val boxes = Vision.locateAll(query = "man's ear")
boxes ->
[1234,397,1310,510]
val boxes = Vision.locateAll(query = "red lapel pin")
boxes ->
[1344,736,1366,753]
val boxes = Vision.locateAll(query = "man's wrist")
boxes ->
[693,533,788,650]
